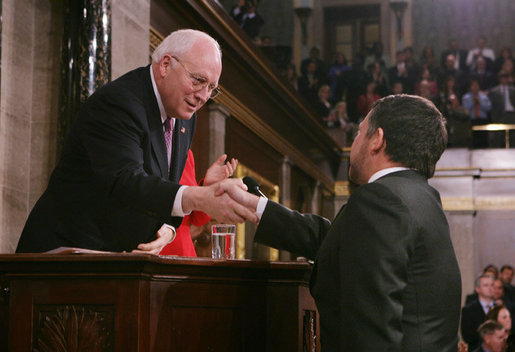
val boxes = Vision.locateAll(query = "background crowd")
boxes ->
[278,37,515,148]
[461,264,515,352]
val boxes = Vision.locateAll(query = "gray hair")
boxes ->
[151,29,222,63]
[475,273,494,288]
[477,320,504,339]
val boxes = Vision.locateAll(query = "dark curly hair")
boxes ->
[366,94,447,178]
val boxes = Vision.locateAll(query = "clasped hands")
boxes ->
[133,154,259,254]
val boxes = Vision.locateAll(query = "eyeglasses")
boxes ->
[172,56,221,99]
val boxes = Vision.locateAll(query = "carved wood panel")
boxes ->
[33,305,114,352]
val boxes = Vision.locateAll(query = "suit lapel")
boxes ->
[143,66,168,179]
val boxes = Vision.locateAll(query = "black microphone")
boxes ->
[242,176,267,198]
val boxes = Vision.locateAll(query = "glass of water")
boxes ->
[211,224,236,259]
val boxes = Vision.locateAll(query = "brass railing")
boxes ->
[471,123,515,148]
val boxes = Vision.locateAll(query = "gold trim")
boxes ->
[149,26,164,56]
[334,181,350,196]
[441,196,515,211]
[471,124,515,131]
[441,197,475,211]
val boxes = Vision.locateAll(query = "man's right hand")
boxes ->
[182,179,259,224]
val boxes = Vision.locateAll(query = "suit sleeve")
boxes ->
[338,183,414,350]
[254,201,331,260]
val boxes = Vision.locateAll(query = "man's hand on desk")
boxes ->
[132,224,175,254]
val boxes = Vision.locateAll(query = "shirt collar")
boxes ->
[368,167,410,183]
[478,298,493,314]
[150,65,168,124]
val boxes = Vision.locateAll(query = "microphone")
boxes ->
[242,176,267,198]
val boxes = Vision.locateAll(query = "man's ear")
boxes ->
[370,127,386,154]
[159,54,173,76]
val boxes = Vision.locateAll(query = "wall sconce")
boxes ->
[293,0,313,45]
[389,0,408,40]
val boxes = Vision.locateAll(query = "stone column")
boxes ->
[208,103,231,165]
[0,0,63,252]
[279,156,293,261]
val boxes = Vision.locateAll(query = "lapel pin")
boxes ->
[180,127,186,133]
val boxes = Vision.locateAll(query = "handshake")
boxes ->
[181,155,262,224]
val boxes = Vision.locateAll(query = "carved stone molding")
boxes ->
[34,305,113,352]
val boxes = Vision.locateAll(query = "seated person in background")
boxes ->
[298,60,323,106]
[160,151,236,256]
[415,68,438,97]
[438,54,468,97]
[500,59,515,84]
[328,52,351,102]
[500,265,515,302]
[357,79,380,119]
[230,0,246,25]
[313,84,332,123]
[485,304,514,352]
[239,0,264,40]
[419,46,439,79]
[462,274,496,350]
[489,73,515,147]
[363,41,391,73]
[466,265,500,305]
[467,36,495,71]
[391,80,404,95]
[494,47,513,75]
[300,46,327,78]
[388,50,415,93]
[441,39,468,72]
[473,320,508,352]
[435,75,470,147]
[417,80,436,103]
[462,79,492,148]
[324,101,357,147]
[470,57,496,91]
[367,60,389,97]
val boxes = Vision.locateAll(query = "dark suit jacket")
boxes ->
[461,300,487,350]
[17,66,195,253]
[255,170,462,351]
[441,49,469,72]
[489,85,515,123]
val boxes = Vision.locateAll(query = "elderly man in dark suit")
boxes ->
[17,29,256,254]
[221,95,462,351]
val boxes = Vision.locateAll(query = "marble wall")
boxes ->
[0,0,62,253]
[0,0,150,253]
[431,149,515,303]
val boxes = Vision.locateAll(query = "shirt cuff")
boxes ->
[172,185,191,217]
[256,196,268,221]
[162,223,177,242]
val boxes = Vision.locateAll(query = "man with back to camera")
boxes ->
[16,29,257,254]
[221,95,462,350]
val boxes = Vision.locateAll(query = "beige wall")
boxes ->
[431,149,515,304]
[0,0,150,253]
[0,0,62,253]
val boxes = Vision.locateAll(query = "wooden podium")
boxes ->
[0,253,320,351]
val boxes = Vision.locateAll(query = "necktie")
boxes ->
[164,117,173,173]
[474,96,480,118]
